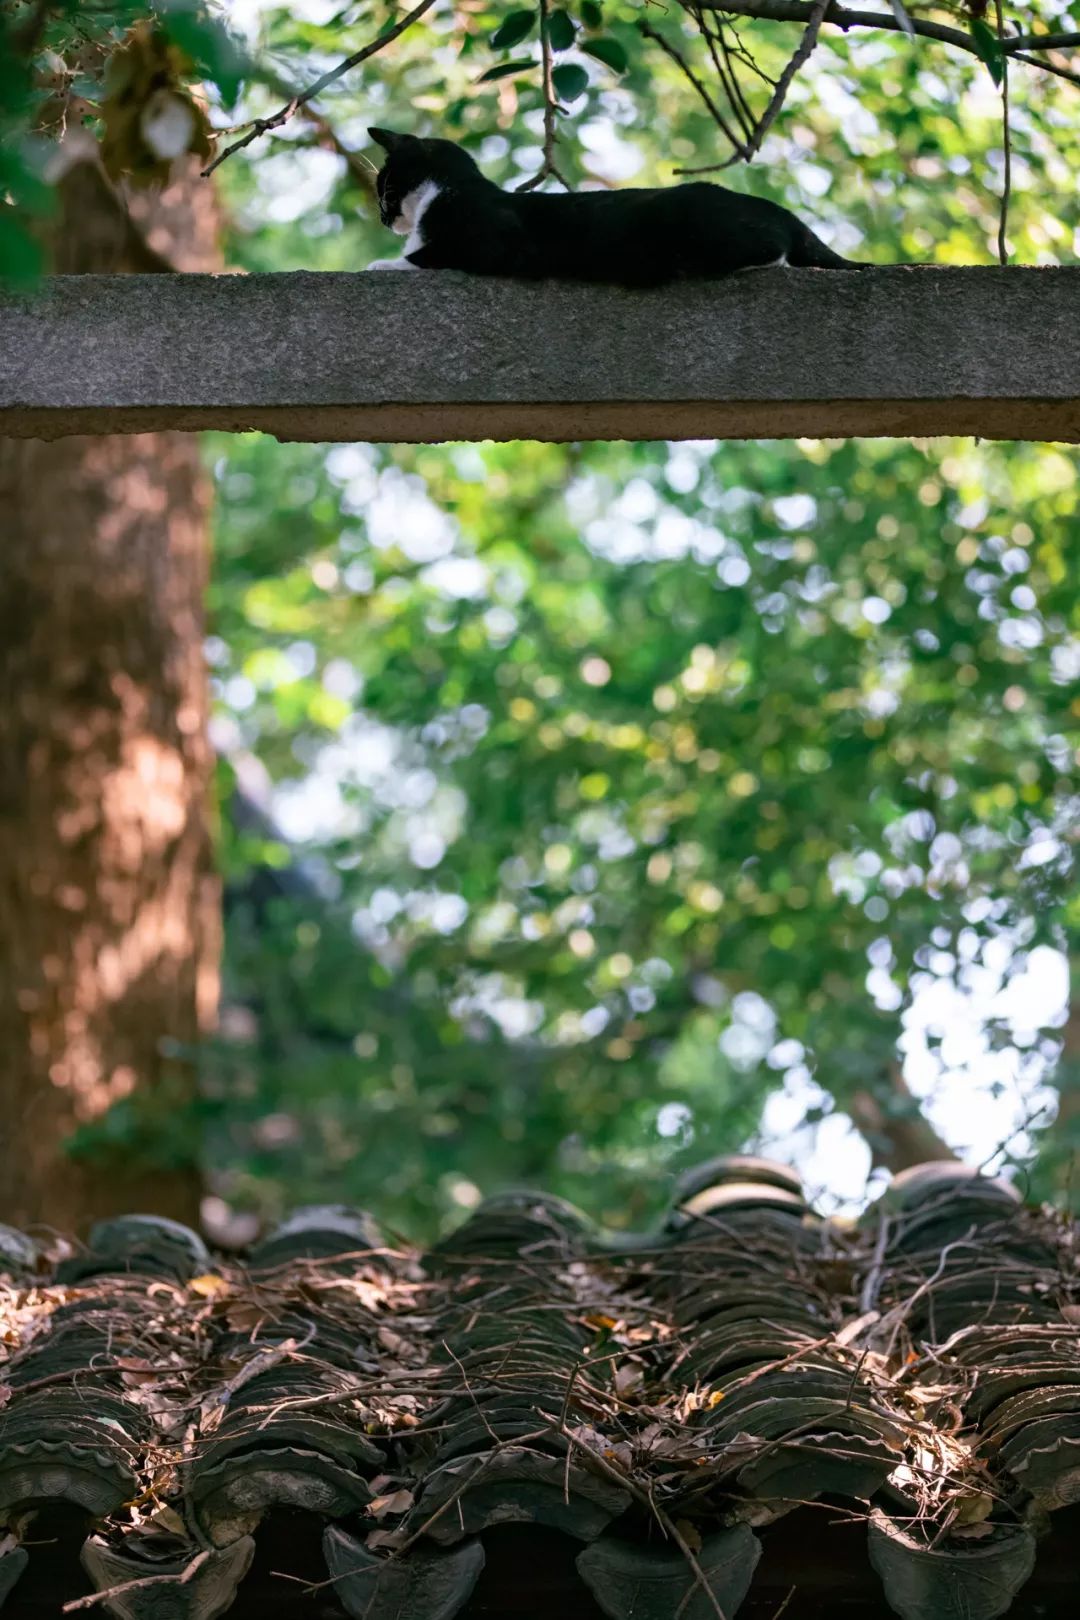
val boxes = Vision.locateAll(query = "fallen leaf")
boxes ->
[366,1527,408,1551]
[225,1302,266,1334]
[376,1326,411,1359]
[614,1362,644,1400]
[367,1489,415,1519]
[149,1504,187,1535]
[955,1491,994,1526]
[674,1519,702,1553]
[189,1274,229,1299]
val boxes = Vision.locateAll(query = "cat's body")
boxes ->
[367,128,860,287]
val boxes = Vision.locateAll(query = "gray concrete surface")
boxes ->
[1,267,1078,442]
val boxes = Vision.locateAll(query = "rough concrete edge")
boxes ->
[2,399,1079,444]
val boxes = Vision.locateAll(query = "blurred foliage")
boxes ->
[2,0,1079,1237]
[3,0,1080,273]
[0,0,241,275]
[204,428,1080,1235]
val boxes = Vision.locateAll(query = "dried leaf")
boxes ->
[224,1301,266,1333]
[189,1274,229,1298]
[367,1489,415,1519]
[954,1491,994,1526]
[674,1519,702,1553]
[149,1504,187,1535]
[0,1386,12,1411]
[198,1403,226,1436]
[366,1527,408,1551]
[614,1362,644,1400]
[117,1357,160,1387]
[331,1278,387,1313]
[376,1325,411,1359]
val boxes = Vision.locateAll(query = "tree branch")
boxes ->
[995,0,1012,266]
[517,0,570,191]
[202,0,440,177]
[684,0,1080,86]
[744,0,830,156]
[640,21,751,156]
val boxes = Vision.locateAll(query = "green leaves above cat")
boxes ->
[547,12,578,51]
[968,17,1006,85]
[552,62,589,101]
[480,0,632,111]
[490,10,536,50]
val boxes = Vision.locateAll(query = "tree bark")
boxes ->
[1043,979,1080,1201]
[850,1064,957,1175]
[0,149,220,1233]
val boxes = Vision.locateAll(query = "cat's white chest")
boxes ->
[368,180,441,271]
[395,179,441,247]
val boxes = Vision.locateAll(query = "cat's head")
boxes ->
[368,128,483,228]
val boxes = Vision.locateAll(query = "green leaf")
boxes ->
[490,9,536,49]
[478,58,536,81]
[968,17,1005,84]
[0,211,43,286]
[581,0,603,26]
[547,10,576,50]
[552,61,589,101]
[582,35,628,71]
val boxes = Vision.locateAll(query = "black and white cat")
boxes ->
[366,127,860,286]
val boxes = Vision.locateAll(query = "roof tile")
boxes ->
[0,1157,1077,1617]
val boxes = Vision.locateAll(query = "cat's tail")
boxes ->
[790,227,864,270]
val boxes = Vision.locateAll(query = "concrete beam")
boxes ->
[1,267,1078,443]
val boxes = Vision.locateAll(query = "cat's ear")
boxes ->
[368,127,409,152]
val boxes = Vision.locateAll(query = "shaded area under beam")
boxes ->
[2,267,1078,444]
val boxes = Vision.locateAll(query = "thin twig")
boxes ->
[640,20,750,154]
[859,1207,891,1315]
[517,0,570,190]
[742,0,831,157]
[202,0,440,176]
[62,1550,211,1613]
[995,0,1012,265]
[690,5,757,143]
[684,0,1080,85]
[557,1423,728,1620]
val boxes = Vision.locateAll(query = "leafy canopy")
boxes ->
[3,0,1079,1238]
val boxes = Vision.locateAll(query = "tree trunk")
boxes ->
[850,1064,957,1175]
[1043,979,1080,1201]
[0,150,220,1233]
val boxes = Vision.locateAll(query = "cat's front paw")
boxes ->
[366,257,417,271]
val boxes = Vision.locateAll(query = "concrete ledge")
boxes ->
[1,268,1078,443]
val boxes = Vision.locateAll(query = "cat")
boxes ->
[365,127,861,287]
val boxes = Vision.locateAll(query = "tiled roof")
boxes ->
[1,1158,1079,1619]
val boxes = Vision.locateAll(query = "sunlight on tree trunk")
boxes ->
[0,151,220,1232]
